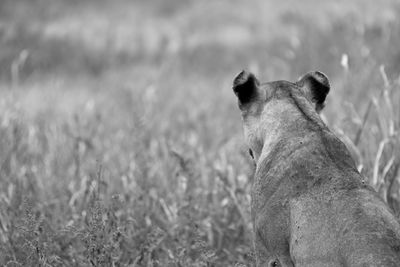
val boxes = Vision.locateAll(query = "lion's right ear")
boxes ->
[296,71,330,113]
[233,71,261,107]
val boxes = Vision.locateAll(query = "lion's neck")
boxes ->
[256,133,307,175]
[255,120,358,185]
[256,113,313,171]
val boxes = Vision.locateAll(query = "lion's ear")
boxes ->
[296,71,330,113]
[233,70,261,107]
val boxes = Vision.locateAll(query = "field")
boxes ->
[0,0,400,266]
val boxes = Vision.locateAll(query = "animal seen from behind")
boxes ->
[232,70,400,267]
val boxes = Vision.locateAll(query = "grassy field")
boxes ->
[0,0,400,266]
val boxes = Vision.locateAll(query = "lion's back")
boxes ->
[290,186,400,266]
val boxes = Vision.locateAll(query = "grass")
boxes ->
[0,0,399,266]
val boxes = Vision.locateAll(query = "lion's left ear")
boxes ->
[233,70,262,109]
[296,71,330,113]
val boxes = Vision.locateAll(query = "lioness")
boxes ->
[232,70,400,267]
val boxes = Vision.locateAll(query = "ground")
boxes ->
[0,0,399,266]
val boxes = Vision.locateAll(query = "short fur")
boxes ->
[233,71,400,267]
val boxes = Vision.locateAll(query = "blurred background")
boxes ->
[0,0,400,266]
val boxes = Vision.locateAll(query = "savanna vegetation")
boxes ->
[0,0,399,266]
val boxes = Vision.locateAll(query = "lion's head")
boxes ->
[232,71,330,163]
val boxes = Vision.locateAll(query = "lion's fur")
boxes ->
[233,71,400,266]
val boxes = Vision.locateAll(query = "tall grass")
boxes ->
[0,0,399,266]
